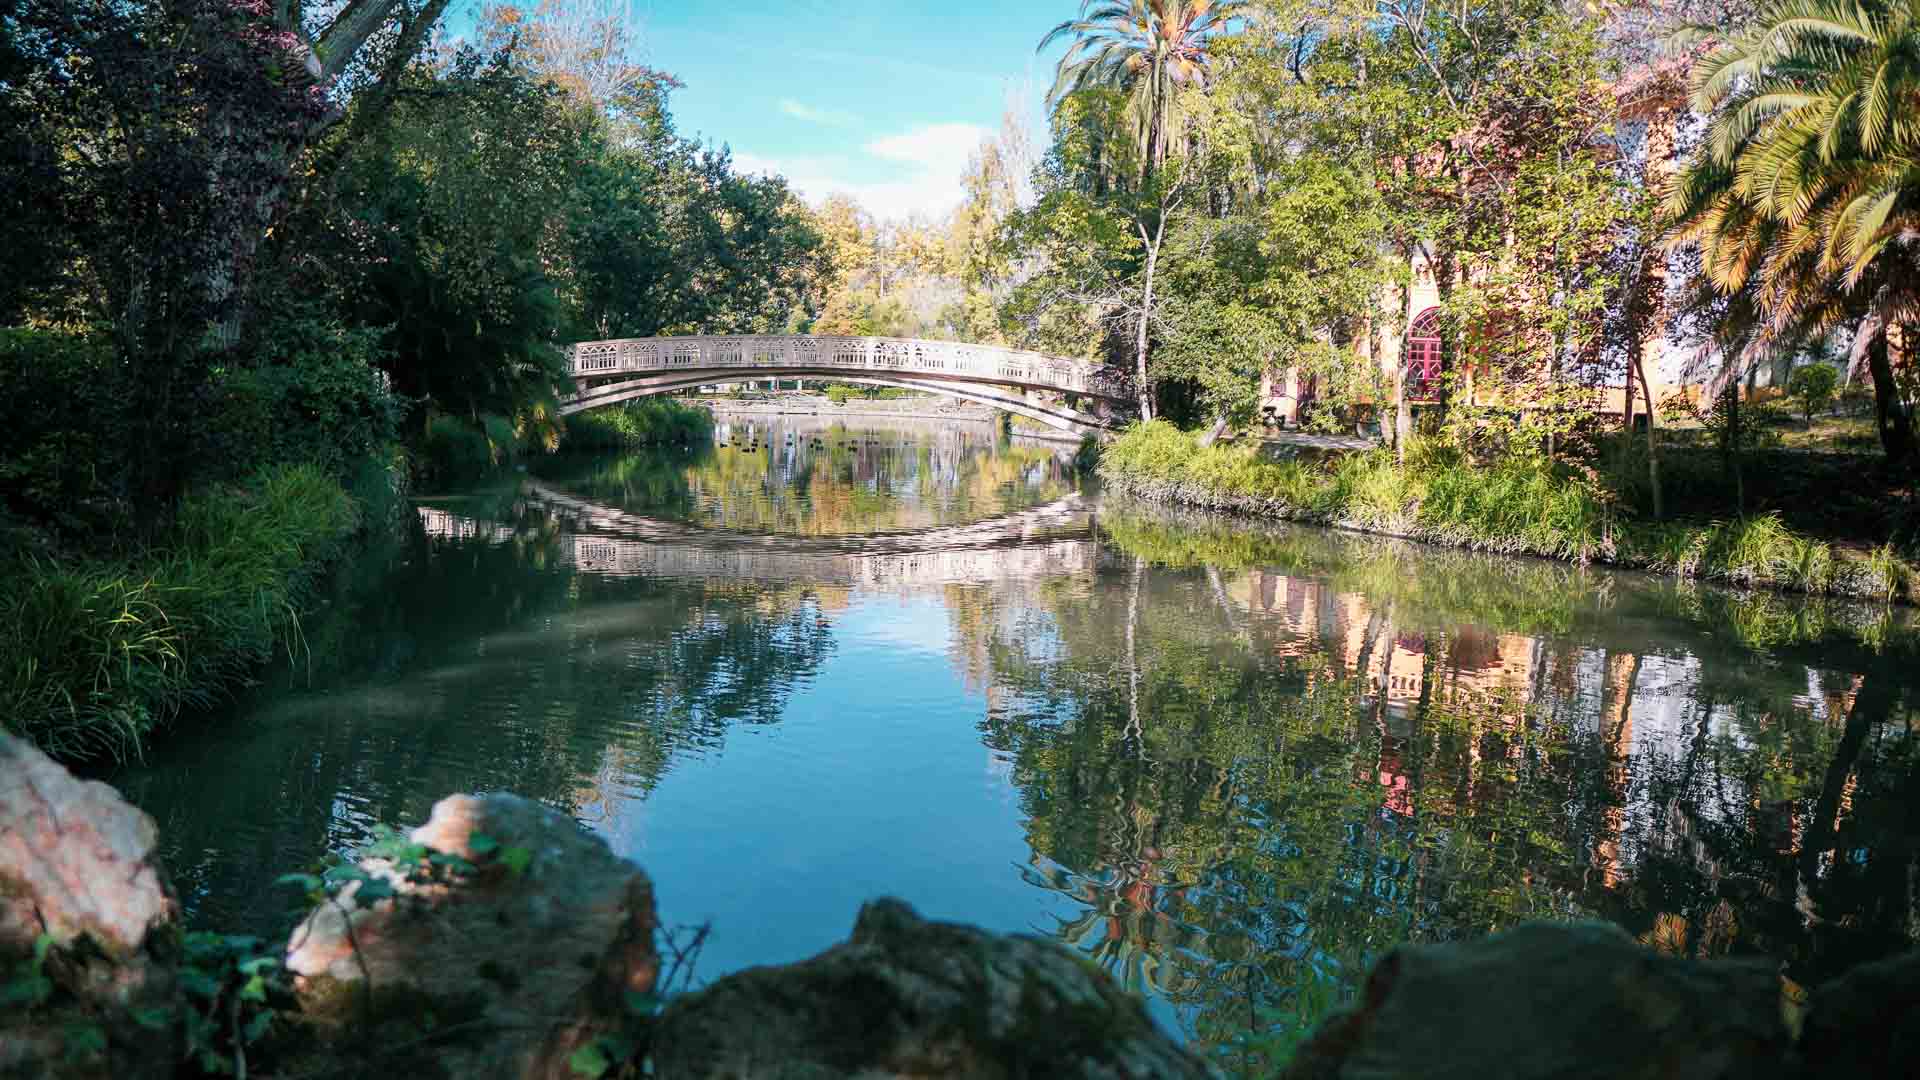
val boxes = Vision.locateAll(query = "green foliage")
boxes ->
[1040,0,1248,170]
[324,49,585,421]
[176,932,291,1075]
[568,1035,636,1078]
[1102,421,1911,600]
[419,417,498,487]
[0,327,131,535]
[1156,157,1392,425]
[1664,0,1920,461]
[0,465,359,760]
[1616,513,1874,597]
[199,315,405,482]
[1101,422,1611,559]
[0,933,57,1010]
[1787,365,1840,425]
[563,400,714,451]
[821,384,916,406]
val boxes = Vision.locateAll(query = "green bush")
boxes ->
[1096,421,1913,598]
[1100,422,1610,560]
[561,399,714,451]
[0,464,359,760]
[1786,364,1839,424]
[0,327,131,535]
[196,317,404,482]
[419,416,495,485]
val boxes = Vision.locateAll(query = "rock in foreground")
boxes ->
[283,792,659,1079]
[1799,947,1920,1076]
[1280,921,1794,1080]
[649,896,1214,1079]
[0,735,178,959]
[0,735,181,1078]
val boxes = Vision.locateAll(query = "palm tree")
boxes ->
[1039,0,1248,173]
[1665,0,1920,461]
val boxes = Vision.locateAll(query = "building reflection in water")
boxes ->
[960,516,1918,1058]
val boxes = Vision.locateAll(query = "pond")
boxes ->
[111,417,1920,1061]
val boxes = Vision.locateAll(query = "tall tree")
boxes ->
[1664,0,1920,462]
[2,0,452,513]
[1040,0,1249,172]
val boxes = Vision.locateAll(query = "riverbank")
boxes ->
[0,464,375,762]
[1100,421,1915,604]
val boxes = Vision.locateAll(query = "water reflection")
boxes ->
[552,416,1077,536]
[109,423,1918,1067]
[981,505,1918,1065]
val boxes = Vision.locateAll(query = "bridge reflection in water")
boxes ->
[416,481,1106,587]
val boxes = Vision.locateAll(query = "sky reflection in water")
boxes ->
[111,418,1920,1059]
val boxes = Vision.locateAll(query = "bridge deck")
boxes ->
[567,334,1123,402]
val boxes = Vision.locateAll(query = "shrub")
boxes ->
[196,317,404,482]
[481,413,520,465]
[1786,364,1838,425]
[1101,424,1608,559]
[0,464,359,760]
[1097,421,1908,596]
[561,399,713,451]
[0,327,131,535]
[419,416,495,485]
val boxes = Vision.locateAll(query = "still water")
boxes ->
[113,417,1920,1059]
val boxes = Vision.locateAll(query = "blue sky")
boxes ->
[637,0,1072,220]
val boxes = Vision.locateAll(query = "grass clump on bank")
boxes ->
[560,399,714,451]
[0,464,360,761]
[1098,421,1912,602]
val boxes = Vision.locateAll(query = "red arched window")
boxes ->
[1405,307,1443,402]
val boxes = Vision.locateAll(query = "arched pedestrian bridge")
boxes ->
[562,335,1128,434]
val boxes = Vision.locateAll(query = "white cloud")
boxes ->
[731,121,991,222]
[864,123,989,175]
[777,99,861,127]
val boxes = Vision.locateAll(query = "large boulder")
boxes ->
[649,897,1214,1079]
[1798,949,1920,1076]
[0,735,181,1079]
[1280,921,1795,1080]
[283,792,658,1079]
[0,735,178,959]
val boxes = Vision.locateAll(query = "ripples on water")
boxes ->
[111,417,1920,1063]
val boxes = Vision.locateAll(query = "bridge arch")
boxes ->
[565,371,1107,434]
[561,334,1126,435]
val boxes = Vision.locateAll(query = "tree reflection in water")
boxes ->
[105,433,1918,1071]
[971,504,1919,1063]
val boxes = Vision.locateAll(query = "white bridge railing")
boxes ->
[569,334,1112,399]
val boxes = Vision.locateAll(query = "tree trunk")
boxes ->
[1723,383,1745,514]
[1197,410,1230,447]
[1635,351,1663,520]
[1865,322,1917,463]
[1135,226,1161,422]
[1798,674,1886,893]
[1395,383,1412,464]
[1623,355,1637,430]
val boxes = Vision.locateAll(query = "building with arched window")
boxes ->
[1255,244,1797,434]
[1404,307,1444,402]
